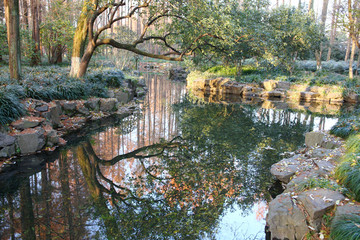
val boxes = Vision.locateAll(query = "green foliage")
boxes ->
[40,0,76,63]
[0,23,8,59]
[0,91,25,126]
[296,177,345,193]
[330,117,360,139]
[335,134,360,201]
[330,214,360,240]
[206,65,237,76]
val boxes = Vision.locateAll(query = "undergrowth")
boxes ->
[0,66,127,126]
[330,117,360,139]
[331,214,360,240]
[295,177,346,193]
[335,134,360,202]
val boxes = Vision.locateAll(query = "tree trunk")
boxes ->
[315,50,322,70]
[356,49,360,75]
[21,0,29,29]
[316,0,329,71]
[349,38,356,79]
[327,0,338,61]
[69,2,92,77]
[30,0,40,65]
[77,43,96,78]
[308,0,313,12]
[4,0,21,81]
[345,34,352,61]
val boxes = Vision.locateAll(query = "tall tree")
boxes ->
[30,0,40,65]
[69,0,225,78]
[308,0,314,11]
[315,0,329,70]
[21,0,29,29]
[327,0,339,60]
[4,0,21,80]
[347,0,360,79]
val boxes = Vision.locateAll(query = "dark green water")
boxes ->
[0,74,339,239]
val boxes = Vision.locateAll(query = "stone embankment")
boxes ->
[187,77,359,105]
[0,80,146,160]
[267,131,360,239]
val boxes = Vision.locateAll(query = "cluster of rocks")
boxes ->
[0,85,145,159]
[267,131,360,239]
[168,67,189,82]
[187,77,360,104]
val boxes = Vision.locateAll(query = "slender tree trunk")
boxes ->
[4,0,21,81]
[345,34,352,61]
[0,1,4,24]
[327,0,338,61]
[30,0,40,65]
[356,50,360,75]
[316,0,329,71]
[349,39,356,79]
[308,0,313,12]
[77,43,96,78]
[21,0,29,28]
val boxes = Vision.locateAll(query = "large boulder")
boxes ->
[42,103,62,128]
[305,131,325,148]
[84,98,100,111]
[16,127,46,155]
[263,80,278,91]
[267,193,309,240]
[270,155,305,183]
[100,98,118,112]
[0,133,16,158]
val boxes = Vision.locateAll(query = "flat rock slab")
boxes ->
[314,160,335,174]
[310,148,333,158]
[298,189,345,220]
[11,116,44,130]
[285,170,321,192]
[35,105,49,112]
[270,155,308,183]
[267,193,309,240]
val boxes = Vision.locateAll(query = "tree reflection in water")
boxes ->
[0,75,325,240]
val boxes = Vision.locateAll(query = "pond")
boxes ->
[0,73,343,240]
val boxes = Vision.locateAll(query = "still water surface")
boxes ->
[0,74,341,239]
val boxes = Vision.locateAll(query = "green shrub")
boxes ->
[330,214,360,240]
[206,65,237,76]
[296,177,344,193]
[330,117,360,139]
[0,91,25,126]
[335,134,360,201]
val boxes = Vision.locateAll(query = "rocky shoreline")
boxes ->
[267,131,360,239]
[188,77,360,103]
[0,79,146,161]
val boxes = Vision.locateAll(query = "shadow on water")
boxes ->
[0,73,342,239]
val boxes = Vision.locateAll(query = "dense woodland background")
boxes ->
[1,0,360,79]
